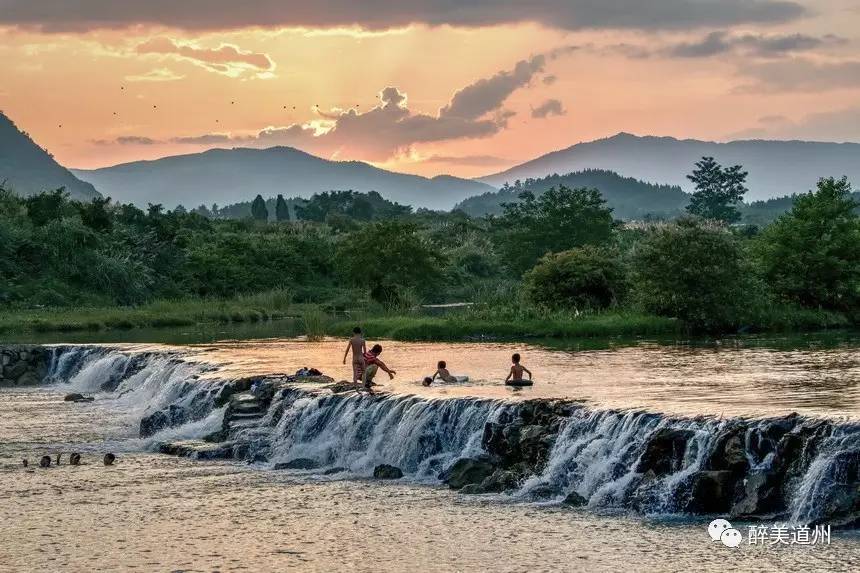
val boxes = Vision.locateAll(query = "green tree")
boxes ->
[686,157,748,223]
[251,194,269,222]
[336,221,442,304]
[523,246,627,310]
[25,188,68,226]
[631,218,755,330]
[275,194,290,222]
[76,197,113,232]
[756,176,860,310]
[492,185,616,273]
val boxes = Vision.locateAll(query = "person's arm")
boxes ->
[375,358,396,379]
[505,366,513,382]
[343,342,351,364]
[432,370,440,380]
[524,366,533,380]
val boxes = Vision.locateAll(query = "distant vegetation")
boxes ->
[1,159,858,338]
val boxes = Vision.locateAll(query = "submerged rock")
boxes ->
[563,491,587,506]
[274,458,320,471]
[443,456,497,490]
[373,464,404,479]
[323,467,349,475]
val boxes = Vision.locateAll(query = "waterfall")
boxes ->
[28,344,860,527]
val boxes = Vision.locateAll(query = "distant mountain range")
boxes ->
[0,112,100,201]
[457,169,690,219]
[72,147,495,210]
[479,133,860,202]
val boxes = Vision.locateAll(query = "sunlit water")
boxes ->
[69,334,860,419]
[2,333,860,571]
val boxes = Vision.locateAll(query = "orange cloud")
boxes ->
[135,37,275,77]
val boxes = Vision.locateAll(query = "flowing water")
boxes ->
[2,335,860,572]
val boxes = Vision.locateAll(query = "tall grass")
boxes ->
[300,307,328,341]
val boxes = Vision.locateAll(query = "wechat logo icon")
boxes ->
[708,519,742,548]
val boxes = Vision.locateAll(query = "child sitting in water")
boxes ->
[423,361,469,386]
[361,344,396,393]
[505,353,533,384]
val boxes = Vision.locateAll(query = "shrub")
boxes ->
[631,218,757,331]
[523,246,627,310]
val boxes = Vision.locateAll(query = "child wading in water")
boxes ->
[505,353,533,384]
[342,327,367,383]
[361,344,396,393]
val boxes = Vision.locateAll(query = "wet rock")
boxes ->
[636,428,694,476]
[706,428,749,474]
[563,491,587,506]
[63,393,94,403]
[528,484,558,499]
[22,459,28,468]
[685,470,738,514]
[328,381,359,394]
[70,453,81,466]
[103,453,116,466]
[731,471,781,517]
[459,484,483,495]
[478,470,520,493]
[810,449,860,528]
[139,405,186,437]
[518,424,556,468]
[274,458,320,470]
[444,456,497,490]
[4,361,28,381]
[39,455,51,468]
[16,372,41,386]
[158,440,233,460]
[323,467,349,475]
[373,464,404,479]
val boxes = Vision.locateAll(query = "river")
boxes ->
[1,329,859,572]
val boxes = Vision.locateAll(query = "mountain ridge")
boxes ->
[0,112,101,201]
[478,133,860,201]
[72,145,495,210]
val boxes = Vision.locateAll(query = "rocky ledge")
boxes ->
[0,345,49,387]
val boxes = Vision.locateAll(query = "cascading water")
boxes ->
[26,345,860,527]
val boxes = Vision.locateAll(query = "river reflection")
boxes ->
[78,333,860,420]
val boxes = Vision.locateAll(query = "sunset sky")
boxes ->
[1,1,859,177]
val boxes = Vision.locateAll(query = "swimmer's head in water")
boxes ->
[422,377,433,386]
[512,353,521,364]
[437,360,446,369]
[370,344,382,355]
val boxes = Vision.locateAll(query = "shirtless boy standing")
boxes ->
[342,327,367,383]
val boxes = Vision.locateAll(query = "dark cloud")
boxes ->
[93,135,158,145]
[542,75,558,85]
[531,99,565,118]
[727,107,860,141]
[668,31,846,58]
[136,37,274,75]
[738,58,860,92]
[95,54,552,159]
[0,1,806,33]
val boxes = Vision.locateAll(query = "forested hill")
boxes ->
[456,169,690,219]
[0,112,100,201]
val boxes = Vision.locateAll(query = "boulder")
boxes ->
[459,484,484,495]
[528,484,558,499]
[730,471,781,517]
[274,458,320,471]
[443,456,497,490]
[636,428,694,476]
[4,361,28,381]
[563,491,588,506]
[103,453,116,466]
[373,464,404,479]
[16,372,41,386]
[517,424,556,468]
[323,467,349,475]
[64,393,85,402]
[684,470,738,514]
[139,405,186,437]
[478,470,520,493]
[706,428,749,474]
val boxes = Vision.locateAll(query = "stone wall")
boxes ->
[0,345,49,386]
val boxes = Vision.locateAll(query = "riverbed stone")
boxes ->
[636,428,694,476]
[274,458,320,470]
[685,470,738,514]
[563,491,588,506]
[443,456,497,490]
[373,464,404,479]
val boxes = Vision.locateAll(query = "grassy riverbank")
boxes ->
[0,291,851,342]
